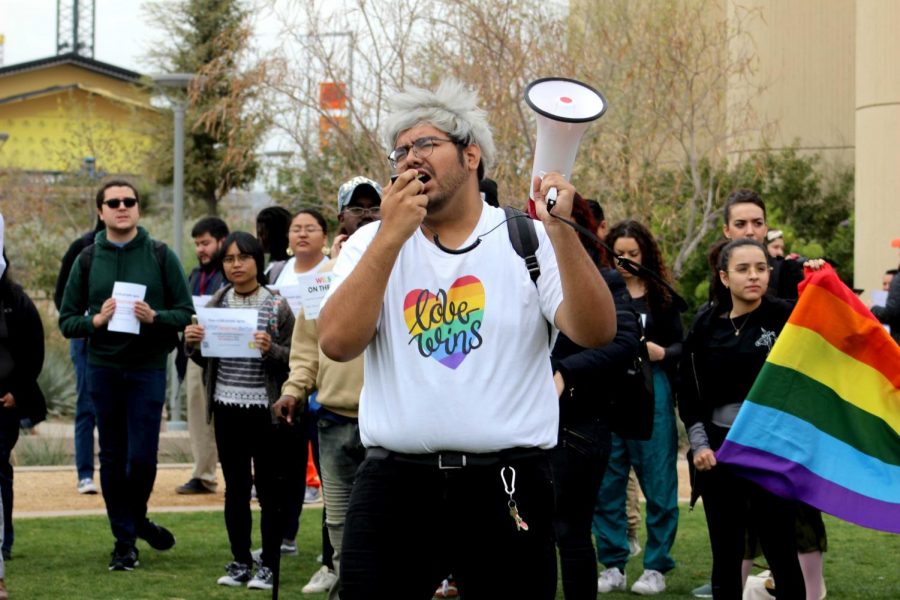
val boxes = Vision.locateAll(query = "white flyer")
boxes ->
[298,271,335,320]
[871,290,888,308]
[275,285,304,317]
[108,282,146,335]
[195,307,261,358]
[192,295,213,312]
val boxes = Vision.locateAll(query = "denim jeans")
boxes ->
[551,417,611,600]
[70,338,96,481]
[88,365,166,546]
[0,406,19,554]
[341,451,557,600]
[317,417,366,600]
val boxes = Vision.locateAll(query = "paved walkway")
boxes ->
[13,420,691,518]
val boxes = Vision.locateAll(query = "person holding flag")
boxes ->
[678,238,828,599]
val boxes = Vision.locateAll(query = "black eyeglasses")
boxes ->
[343,206,381,217]
[388,137,454,168]
[103,198,139,209]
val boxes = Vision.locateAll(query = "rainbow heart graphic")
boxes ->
[404,275,486,369]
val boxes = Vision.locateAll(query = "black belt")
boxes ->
[365,446,547,469]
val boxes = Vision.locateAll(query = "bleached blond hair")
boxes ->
[383,79,496,178]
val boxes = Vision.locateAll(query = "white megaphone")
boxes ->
[525,77,607,213]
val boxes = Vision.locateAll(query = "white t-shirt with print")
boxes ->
[324,204,564,453]
[273,255,330,288]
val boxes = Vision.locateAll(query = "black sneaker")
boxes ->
[137,520,176,551]
[176,478,215,494]
[217,561,252,586]
[109,544,139,571]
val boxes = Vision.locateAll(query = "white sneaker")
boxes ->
[597,567,626,593]
[302,565,337,593]
[632,569,666,595]
[304,486,322,504]
[77,478,98,494]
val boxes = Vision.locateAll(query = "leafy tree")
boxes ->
[145,0,269,216]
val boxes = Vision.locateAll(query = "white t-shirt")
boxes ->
[324,204,564,453]
[272,255,329,288]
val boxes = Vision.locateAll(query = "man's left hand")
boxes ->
[134,300,157,324]
[1,393,15,409]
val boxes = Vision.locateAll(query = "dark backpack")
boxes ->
[504,206,655,440]
[78,240,180,351]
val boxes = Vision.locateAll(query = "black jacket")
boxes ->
[677,295,793,432]
[0,281,47,425]
[872,273,900,345]
[53,229,98,310]
[551,269,640,425]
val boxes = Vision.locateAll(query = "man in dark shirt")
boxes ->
[59,180,193,571]
[176,217,229,495]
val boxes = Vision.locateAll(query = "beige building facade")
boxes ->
[731,0,898,300]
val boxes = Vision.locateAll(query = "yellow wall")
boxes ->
[1,64,148,102]
[0,63,158,174]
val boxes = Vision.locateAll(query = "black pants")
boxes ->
[214,402,302,568]
[701,425,805,600]
[341,451,557,600]
[551,418,611,600]
[0,406,19,554]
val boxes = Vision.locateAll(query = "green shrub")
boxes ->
[38,344,77,418]
[14,436,70,466]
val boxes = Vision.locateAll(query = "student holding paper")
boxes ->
[58,180,193,572]
[184,232,295,591]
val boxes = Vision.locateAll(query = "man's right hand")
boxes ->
[92,298,116,328]
[184,323,206,345]
[273,395,298,425]
[379,170,428,246]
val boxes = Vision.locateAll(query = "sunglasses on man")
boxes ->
[102,198,139,209]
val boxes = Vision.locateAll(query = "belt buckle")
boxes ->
[438,453,466,469]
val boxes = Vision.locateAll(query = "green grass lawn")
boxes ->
[7,505,899,598]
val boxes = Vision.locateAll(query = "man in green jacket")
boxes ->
[59,180,193,572]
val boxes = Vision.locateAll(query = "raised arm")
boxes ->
[318,171,426,361]
[534,173,616,348]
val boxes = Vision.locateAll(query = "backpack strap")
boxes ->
[504,206,540,286]
[78,244,96,312]
[152,240,173,309]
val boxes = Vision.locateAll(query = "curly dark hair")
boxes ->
[607,219,673,315]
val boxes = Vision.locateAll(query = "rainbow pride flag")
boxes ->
[716,266,900,533]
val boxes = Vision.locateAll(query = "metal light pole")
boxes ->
[151,72,195,431]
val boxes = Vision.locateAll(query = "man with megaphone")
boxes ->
[316,79,616,599]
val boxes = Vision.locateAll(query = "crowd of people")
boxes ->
[0,79,894,600]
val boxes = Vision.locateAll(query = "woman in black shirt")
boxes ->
[679,239,822,599]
